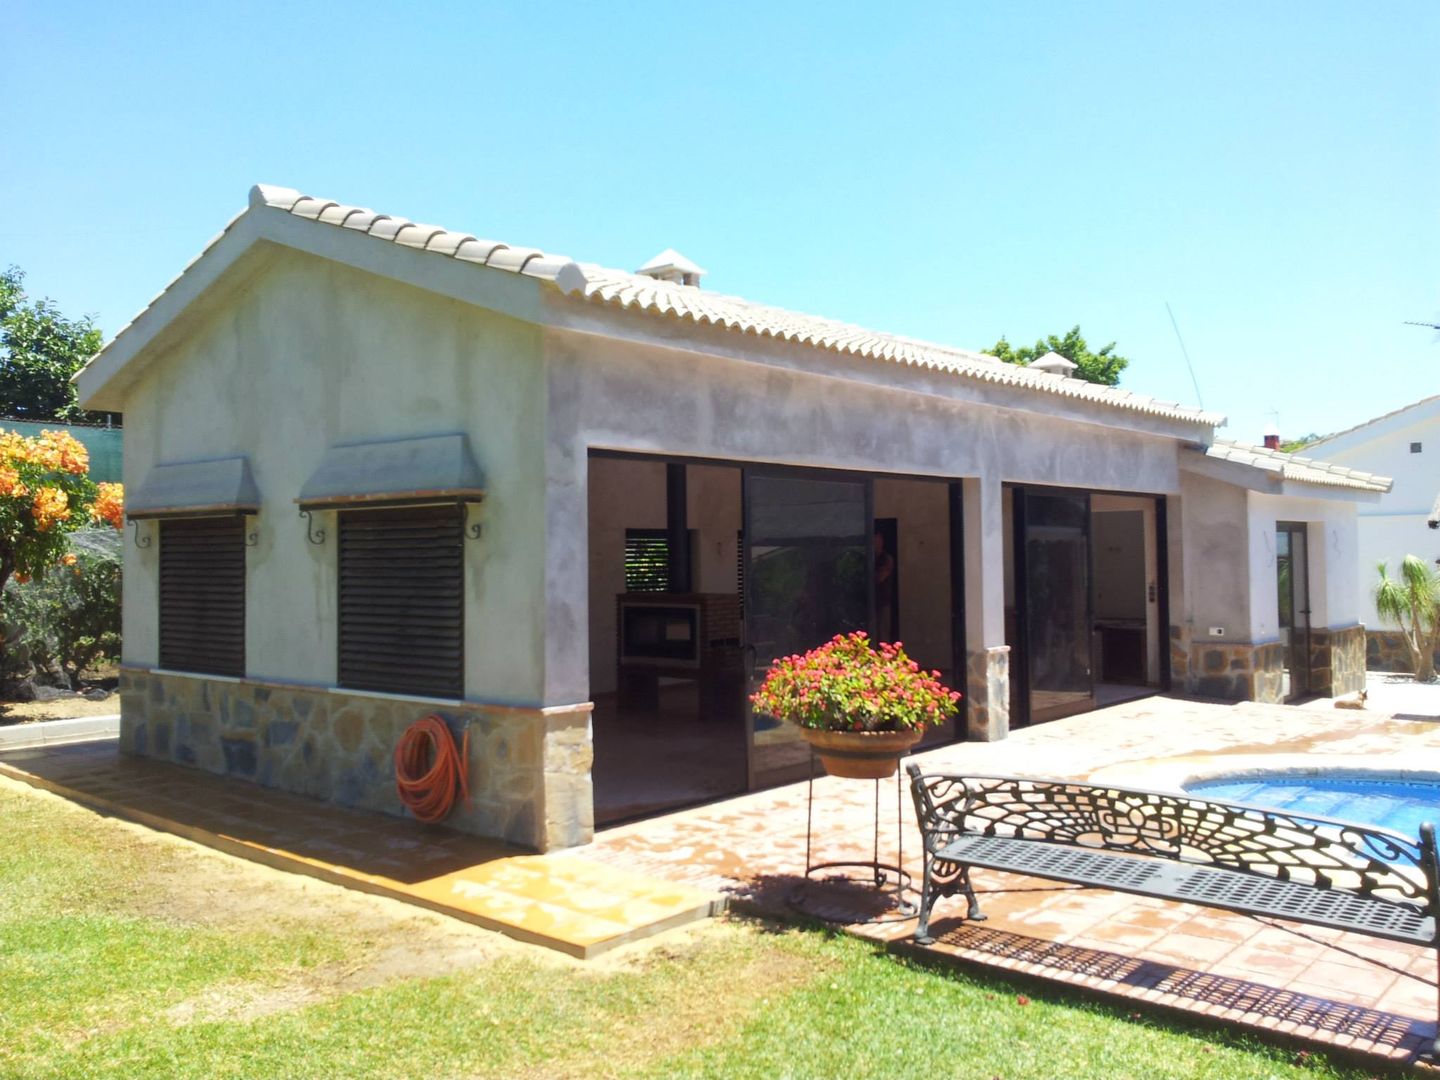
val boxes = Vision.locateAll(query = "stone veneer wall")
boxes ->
[119,667,593,852]
[1169,625,1191,690]
[1309,625,1366,697]
[1188,640,1285,703]
[1181,626,1364,702]
[965,645,1010,741]
[1367,629,1440,676]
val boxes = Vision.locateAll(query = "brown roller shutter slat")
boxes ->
[159,516,246,677]
[338,505,463,698]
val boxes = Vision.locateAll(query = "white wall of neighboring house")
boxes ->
[1306,399,1440,628]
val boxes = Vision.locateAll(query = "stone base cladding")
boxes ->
[1308,625,1366,697]
[1169,625,1191,689]
[1190,641,1285,704]
[1367,629,1440,675]
[965,646,1010,741]
[118,668,594,852]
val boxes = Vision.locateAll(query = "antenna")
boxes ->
[1165,301,1205,410]
[1404,320,1440,331]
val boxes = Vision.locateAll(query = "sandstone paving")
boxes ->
[584,694,1440,1064]
[0,741,718,958]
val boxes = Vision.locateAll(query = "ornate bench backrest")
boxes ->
[908,767,1440,916]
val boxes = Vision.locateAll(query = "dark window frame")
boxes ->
[158,515,247,677]
[337,504,464,699]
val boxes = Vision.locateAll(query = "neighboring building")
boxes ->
[0,419,123,483]
[1306,396,1440,671]
[75,185,1389,851]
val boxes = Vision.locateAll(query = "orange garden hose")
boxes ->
[394,714,470,824]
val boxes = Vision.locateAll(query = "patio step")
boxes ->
[0,742,722,959]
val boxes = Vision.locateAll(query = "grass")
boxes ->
[0,778,1420,1079]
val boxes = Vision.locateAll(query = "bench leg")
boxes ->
[960,867,987,923]
[914,856,939,945]
[914,860,987,945]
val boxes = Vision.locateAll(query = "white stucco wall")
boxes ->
[1176,471,1362,648]
[119,249,552,706]
[1308,409,1439,626]
[1246,492,1361,635]
[1177,472,1253,641]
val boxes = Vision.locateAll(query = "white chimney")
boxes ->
[637,248,706,287]
[1029,351,1077,377]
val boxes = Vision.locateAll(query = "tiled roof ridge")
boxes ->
[1305,394,1440,450]
[253,186,1224,426]
[101,184,1227,429]
[1207,439,1393,493]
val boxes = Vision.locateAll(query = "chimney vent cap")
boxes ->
[1029,351,1078,376]
[637,248,707,287]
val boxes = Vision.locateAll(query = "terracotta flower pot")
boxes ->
[799,727,924,780]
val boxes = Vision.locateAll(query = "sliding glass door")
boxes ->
[743,470,871,789]
[1014,487,1095,724]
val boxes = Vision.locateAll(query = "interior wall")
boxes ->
[1091,493,1161,683]
[686,465,743,595]
[586,458,743,696]
[587,457,666,695]
[873,478,953,676]
[1092,511,1145,620]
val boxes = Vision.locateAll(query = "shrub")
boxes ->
[4,528,121,689]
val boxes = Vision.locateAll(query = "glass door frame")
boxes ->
[1277,521,1313,701]
[741,463,874,790]
[1008,483,1173,728]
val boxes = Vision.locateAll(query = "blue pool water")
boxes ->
[1186,773,1440,839]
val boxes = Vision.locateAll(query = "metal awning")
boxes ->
[126,457,260,520]
[297,434,485,512]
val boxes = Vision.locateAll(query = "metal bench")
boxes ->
[907,766,1440,1046]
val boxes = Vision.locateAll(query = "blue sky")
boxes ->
[4,2,1436,443]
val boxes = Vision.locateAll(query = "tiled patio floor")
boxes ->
[585,694,1440,1064]
[0,742,719,958]
[5,693,1440,1062]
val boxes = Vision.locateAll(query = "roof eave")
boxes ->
[75,203,570,412]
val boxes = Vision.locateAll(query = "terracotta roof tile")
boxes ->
[96,183,1230,429]
[1205,440,1392,493]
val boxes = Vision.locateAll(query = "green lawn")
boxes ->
[0,778,1416,1079]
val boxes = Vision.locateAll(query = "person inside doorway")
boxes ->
[874,527,896,643]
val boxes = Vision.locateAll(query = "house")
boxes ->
[74,185,1390,851]
[1305,396,1440,671]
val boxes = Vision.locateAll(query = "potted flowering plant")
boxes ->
[750,631,962,779]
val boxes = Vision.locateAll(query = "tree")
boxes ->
[984,325,1129,386]
[0,266,106,423]
[1280,433,1327,454]
[1374,556,1440,682]
[0,430,120,593]
[6,529,122,689]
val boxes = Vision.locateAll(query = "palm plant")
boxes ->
[1374,556,1440,682]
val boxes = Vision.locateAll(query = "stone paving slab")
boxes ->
[586,695,1440,1065]
[0,742,720,958]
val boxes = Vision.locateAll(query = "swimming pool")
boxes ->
[1186,772,1440,839]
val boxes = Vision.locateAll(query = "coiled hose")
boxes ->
[394,714,469,824]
